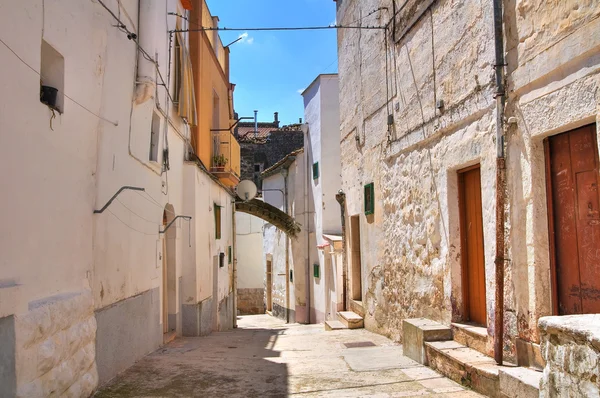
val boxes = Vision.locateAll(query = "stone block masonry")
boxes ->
[539,314,600,397]
[14,289,98,397]
[237,288,265,315]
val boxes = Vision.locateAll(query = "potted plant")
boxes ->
[212,154,228,171]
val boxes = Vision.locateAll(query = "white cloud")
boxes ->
[297,88,305,94]
[329,19,337,27]
[238,32,254,45]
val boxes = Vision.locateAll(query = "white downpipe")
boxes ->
[134,0,157,104]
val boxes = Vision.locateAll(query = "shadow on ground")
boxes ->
[95,317,288,397]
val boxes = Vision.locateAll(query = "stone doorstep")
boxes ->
[348,299,366,318]
[451,322,491,357]
[403,318,453,365]
[324,320,347,331]
[337,311,364,329]
[499,367,542,398]
[425,340,513,398]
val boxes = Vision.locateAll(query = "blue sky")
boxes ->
[206,0,338,126]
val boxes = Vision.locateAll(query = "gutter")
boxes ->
[492,0,506,366]
[335,191,348,311]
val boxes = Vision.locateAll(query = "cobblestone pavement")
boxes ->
[95,315,485,397]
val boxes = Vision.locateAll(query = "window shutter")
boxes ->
[364,183,374,215]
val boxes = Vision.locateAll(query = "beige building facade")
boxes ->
[337,0,600,368]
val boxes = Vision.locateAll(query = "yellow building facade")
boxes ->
[189,0,240,187]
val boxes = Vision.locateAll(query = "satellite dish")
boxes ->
[236,180,258,201]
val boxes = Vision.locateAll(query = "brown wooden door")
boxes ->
[459,165,487,325]
[546,125,600,315]
[266,260,273,312]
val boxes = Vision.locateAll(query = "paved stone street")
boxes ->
[95,315,484,397]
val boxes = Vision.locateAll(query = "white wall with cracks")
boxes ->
[0,0,236,395]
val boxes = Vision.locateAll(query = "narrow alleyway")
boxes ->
[96,315,484,397]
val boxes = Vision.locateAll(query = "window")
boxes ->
[313,263,320,278]
[364,182,375,215]
[313,162,319,179]
[254,163,264,173]
[214,204,222,239]
[149,111,160,162]
[290,269,293,282]
[40,40,64,112]
[228,246,232,264]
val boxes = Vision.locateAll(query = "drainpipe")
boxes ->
[282,168,290,323]
[232,201,238,328]
[335,191,348,311]
[493,0,506,366]
[302,123,311,324]
[134,1,157,104]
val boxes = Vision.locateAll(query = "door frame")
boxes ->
[457,163,486,324]
[543,124,600,315]
[543,138,560,315]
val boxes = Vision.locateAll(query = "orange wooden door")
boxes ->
[546,125,600,315]
[459,165,487,325]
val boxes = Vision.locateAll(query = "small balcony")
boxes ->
[211,131,240,187]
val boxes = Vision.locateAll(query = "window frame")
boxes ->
[214,203,222,239]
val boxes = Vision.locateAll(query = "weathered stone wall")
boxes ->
[504,0,600,357]
[237,288,265,315]
[338,0,500,345]
[239,131,304,188]
[14,290,98,397]
[339,0,600,363]
[539,315,600,397]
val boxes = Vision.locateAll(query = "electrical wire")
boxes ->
[107,208,158,236]
[171,25,386,33]
[349,7,388,26]
[116,198,159,224]
[0,37,119,126]
[133,190,178,217]
[96,0,175,105]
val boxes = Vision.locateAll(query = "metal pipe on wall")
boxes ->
[335,191,348,311]
[492,0,506,366]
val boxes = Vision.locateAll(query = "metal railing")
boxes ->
[211,131,240,177]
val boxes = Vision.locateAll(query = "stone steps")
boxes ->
[425,340,542,398]
[425,340,507,398]
[499,367,542,398]
[337,311,364,329]
[451,322,491,357]
[324,320,347,331]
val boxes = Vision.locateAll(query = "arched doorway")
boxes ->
[162,204,177,338]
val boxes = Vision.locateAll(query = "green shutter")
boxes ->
[313,263,320,278]
[228,246,232,264]
[290,270,293,282]
[312,162,319,179]
[364,183,374,215]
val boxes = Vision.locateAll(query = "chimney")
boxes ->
[254,110,258,137]
[274,112,279,127]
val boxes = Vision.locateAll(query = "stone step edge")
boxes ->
[338,311,363,321]
[425,341,501,377]
[498,367,542,398]
[425,341,505,398]
[324,320,347,331]
[451,323,490,357]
